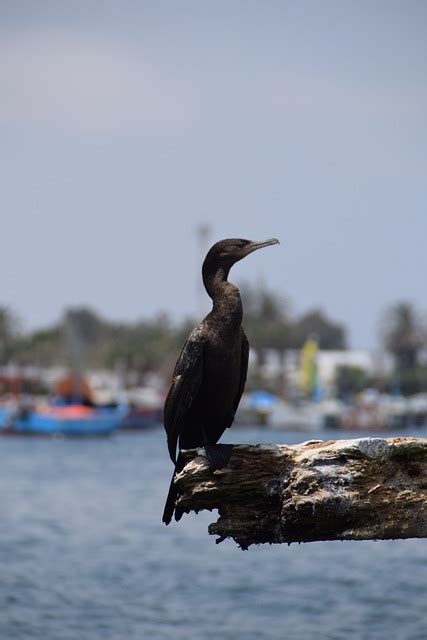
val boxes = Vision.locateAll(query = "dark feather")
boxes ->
[232,331,249,419]
[163,335,205,463]
[162,453,186,525]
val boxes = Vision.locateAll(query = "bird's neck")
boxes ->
[203,267,243,326]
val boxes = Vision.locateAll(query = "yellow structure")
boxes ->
[300,337,319,396]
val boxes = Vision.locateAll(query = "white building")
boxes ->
[251,348,393,395]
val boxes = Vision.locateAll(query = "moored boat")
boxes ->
[0,406,12,429]
[2,404,122,436]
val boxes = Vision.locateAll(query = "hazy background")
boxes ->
[1,6,427,640]
[1,1,426,348]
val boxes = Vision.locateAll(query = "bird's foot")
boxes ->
[204,443,233,471]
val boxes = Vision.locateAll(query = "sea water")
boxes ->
[0,426,426,640]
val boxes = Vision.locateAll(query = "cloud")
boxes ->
[0,29,193,133]
[1,27,425,137]
[265,71,427,124]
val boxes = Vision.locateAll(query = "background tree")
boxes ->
[240,282,291,392]
[108,313,176,382]
[382,302,426,372]
[292,309,346,350]
[15,326,63,367]
[0,306,21,364]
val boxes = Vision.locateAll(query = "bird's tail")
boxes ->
[162,469,177,525]
[162,453,185,525]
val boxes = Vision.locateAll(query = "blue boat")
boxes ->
[0,406,12,429]
[2,405,123,436]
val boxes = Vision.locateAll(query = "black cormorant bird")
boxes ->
[162,237,279,524]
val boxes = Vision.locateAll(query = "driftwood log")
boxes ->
[174,437,427,549]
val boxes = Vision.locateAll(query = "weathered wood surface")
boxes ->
[174,437,427,549]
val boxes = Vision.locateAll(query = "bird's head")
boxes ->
[203,237,279,275]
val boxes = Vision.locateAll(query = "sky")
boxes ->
[1,1,426,348]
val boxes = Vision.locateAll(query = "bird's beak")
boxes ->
[244,238,280,256]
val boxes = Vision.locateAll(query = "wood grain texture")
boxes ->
[174,438,427,549]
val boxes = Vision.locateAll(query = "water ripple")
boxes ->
[0,427,426,639]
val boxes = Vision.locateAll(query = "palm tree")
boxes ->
[240,282,291,392]
[292,309,346,350]
[0,306,19,364]
[383,302,425,372]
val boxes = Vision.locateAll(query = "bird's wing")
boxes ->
[163,335,205,463]
[232,330,249,419]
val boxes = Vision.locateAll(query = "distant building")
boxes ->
[315,350,393,390]
[249,349,393,396]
